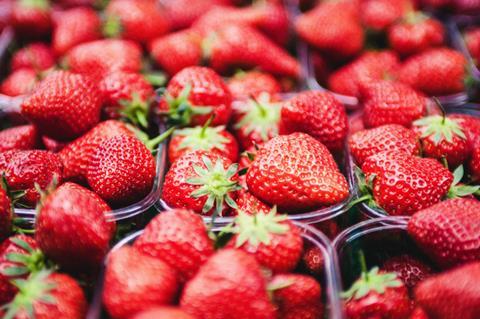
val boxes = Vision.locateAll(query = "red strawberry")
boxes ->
[269,274,322,312]
[413,114,470,168]
[360,150,453,216]
[295,1,363,58]
[162,150,241,216]
[280,91,348,151]
[410,307,429,319]
[161,0,228,30]
[282,304,325,319]
[407,198,480,268]
[11,43,55,72]
[41,136,66,153]
[398,48,467,96]
[302,246,324,276]
[361,81,427,128]
[414,261,480,319]
[470,142,480,181]
[349,124,421,165]
[246,133,349,213]
[35,182,115,272]
[103,246,179,319]
[0,187,12,241]
[227,70,282,101]
[21,70,103,141]
[149,30,203,76]
[388,13,444,56]
[0,150,63,206]
[465,27,480,63]
[235,190,271,215]
[52,7,101,56]
[159,66,232,126]
[328,51,400,98]
[104,0,169,44]
[132,307,195,319]
[0,125,38,152]
[86,135,156,206]
[0,68,38,97]
[361,0,413,31]
[180,249,277,319]
[134,209,214,282]
[11,0,51,37]
[343,268,413,319]
[448,113,480,147]
[382,255,433,290]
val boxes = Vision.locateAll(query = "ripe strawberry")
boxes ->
[295,1,363,58]
[162,150,241,216]
[161,0,228,30]
[104,0,169,44]
[398,48,467,96]
[343,268,413,319]
[180,249,278,319]
[349,124,421,165]
[87,135,156,206]
[269,274,322,312]
[11,43,55,72]
[52,7,101,56]
[41,136,66,153]
[382,255,433,290]
[410,307,429,319]
[282,304,325,319]
[302,246,324,276]
[0,150,63,207]
[11,0,51,37]
[388,13,444,56]
[407,198,480,269]
[3,271,87,319]
[132,307,195,319]
[134,209,214,282]
[360,150,453,216]
[414,261,480,319]
[361,81,427,128]
[449,113,480,146]
[159,66,232,126]
[0,125,38,152]
[103,246,178,319]
[361,0,413,31]
[0,68,38,97]
[35,182,115,272]
[235,190,271,215]
[465,28,480,64]
[227,71,282,101]
[470,142,480,182]
[328,51,400,98]
[413,114,470,168]
[280,91,348,151]
[21,70,102,141]
[246,133,349,213]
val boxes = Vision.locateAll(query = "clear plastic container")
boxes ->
[86,221,345,319]
[448,16,480,81]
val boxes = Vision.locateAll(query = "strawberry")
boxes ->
[470,142,480,181]
[134,209,214,282]
[413,114,470,168]
[86,134,156,206]
[269,274,322,313]
[0,187,12,241]
[21,70,103,141]
[465,28,480,64]
[52,7,101,56]
[104,0,169,44]
[11,43,55,72]
[410,307,429,319]
[11,0,51,38]
[361,0,413,31]
[246,133,349,213]
[359,150,453,216]
[180,249,278,319]
[398,48,467,96]
[161,0,228,30]
[349,124,421,165]
[149,30,203,76]
[227,70,282,101]
[407,198,480,269]
[388,13,444,56]
[162,150,241,216]
[159,66,232,126]
[0,150,63,207]
[361,81,427,128]
[41,136,66,153]
[35,182,115,272]
[382,255,433,290]
[0,68,38,97]
[0,125,38,152]
[280,91,348,152]
[235,190,271,215]
[449,113,480,146]
[302,246,324,276]
[282,304,325,319]
[295,1,363,58]
[132,307,195,319]
[414,261,480,319]
[103,246,179,319]
[328,51,400,98]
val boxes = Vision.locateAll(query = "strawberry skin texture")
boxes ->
[407,198,480,269]
[41,136,66,153]
[11,43,55,72]
[103,246,178,319]
[0,125,38,152]
[235,190,271,215]
[134,209,214,282]
[87,135,156,206]
[302,246,324,276]
[449,113,480,146]
[361,150,453,216]
[246,133,349,213]
[227,71,282,101]
[0,189,12,242]
[349,124,421,166]
[409,307,429,319]
[382,255,433,290]
[35,182,115,272]
[180,249,278,319]
[21,70,103,141]
[1,68,38,97]
[470,143,480,182]
[280,91,348,152]
[398,48,467,96]
[161,0,228,30]
[270,274,322,311]
[132,307,195,319]
[361,0,412,31]
[282,304,325,319]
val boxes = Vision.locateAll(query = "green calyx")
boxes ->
[130,125,176,153]
[347,167,385,212]
[119,92,151,129]
[19,0,49,10]
[447,165,480,198]
[102,14,123,38]
[175,125,229,153]
[1,237,47,278]
[341,267,402,300]
[403,11,427,25]
[413,115,467,145]
[1,175,25,210]
[234,92,281,142]
[187,156,242,217]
